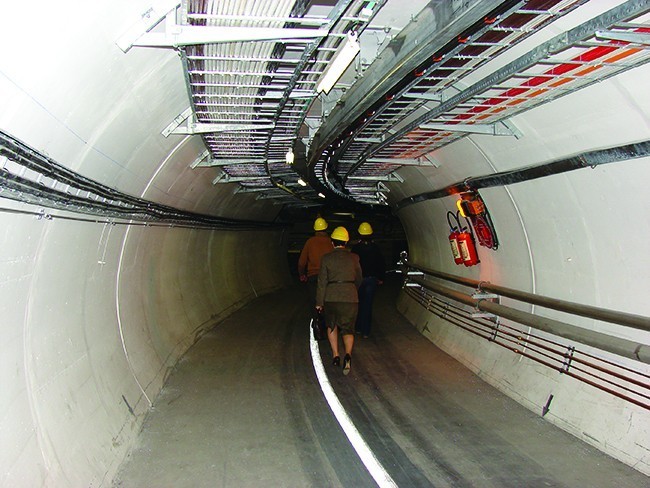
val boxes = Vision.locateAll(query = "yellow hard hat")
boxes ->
[331,226,349,242]
[358,222,373,235]
[313,217,328,231]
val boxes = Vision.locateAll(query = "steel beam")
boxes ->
[419,120,522,137]
[196,159,267,168]
[172,123,275,135]
[212,173,269,185]
[162,107,193,137]
[348,173,404,183]
[595,29,650,45]
[135,24,329,47]
[366,157,435,166]
[116,0,180,52]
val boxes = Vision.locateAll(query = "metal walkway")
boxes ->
[113,280,648,487]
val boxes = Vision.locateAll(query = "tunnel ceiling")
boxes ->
[117,0,650,211]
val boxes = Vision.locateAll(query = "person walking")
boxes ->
[316,226,362,375]
[351,222,386,338]
[298,217,334,305]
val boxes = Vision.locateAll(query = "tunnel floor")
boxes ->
[112,278,648,487]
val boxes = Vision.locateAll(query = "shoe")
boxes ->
[342,354,351,375]
[332,356,340,367]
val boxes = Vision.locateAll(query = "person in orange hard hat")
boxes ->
[298,217,334,306]
[316,226,362,375]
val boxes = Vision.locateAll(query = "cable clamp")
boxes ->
[471,311,496,319]
[561,346,575,374]
[36,209,53,221]
[471,292,498,300]
[489,317,500,341]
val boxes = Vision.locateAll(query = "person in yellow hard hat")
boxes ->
[298,217,334,305]
[316,226,362,375]
[351,222,385,338]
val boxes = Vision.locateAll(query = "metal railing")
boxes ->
[398,256,650,411]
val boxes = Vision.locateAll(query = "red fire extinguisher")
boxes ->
[457,229,480,267]
[448,229,464,265]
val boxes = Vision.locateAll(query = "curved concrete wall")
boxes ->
[1,0,649,485]
[0,3,291,484]
[395,63,650,474]
[1,204,290,485]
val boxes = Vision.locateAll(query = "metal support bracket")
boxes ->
[172,122,275,135]
[348,172,404,182]
[162,107,193,137]
[133,9,328,48]
[472,292,499,300]
[190,150,210,169]
[197,159,267,168]
[366,157,429,166]
[489,318,501,342]
[234,186,275,194]
[561,346,576,374]
[116,0,181,52]
[213,174,267,185]
[595,30,650,46]
[420,119,522,138]
[471,311,497,319]
[402,92,443,102]
[472,291,499,319]
[355,136,384,143]
[377,182,391,194]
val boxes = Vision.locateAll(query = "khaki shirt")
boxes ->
[316,248,363,306]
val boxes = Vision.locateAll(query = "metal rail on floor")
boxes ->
[398,256,650,410]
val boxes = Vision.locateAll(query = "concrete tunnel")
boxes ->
[1,0,649,486]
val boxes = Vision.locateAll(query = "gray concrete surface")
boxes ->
[113,279,649,487]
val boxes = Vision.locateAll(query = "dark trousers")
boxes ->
[356,276,379,336]
[307,275,318,308]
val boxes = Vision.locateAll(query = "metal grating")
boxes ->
[374,16,650,162]
[179,0,382,202]
[314,0,650,205]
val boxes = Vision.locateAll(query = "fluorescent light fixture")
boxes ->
[359,1,376,20]
[316,32,360,95]
[318,192,326,199]
[297,178,307,187]
[285,148,294,164]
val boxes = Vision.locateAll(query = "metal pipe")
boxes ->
[406,285,650,406]
[410,264,650,333]
[413,278,650,365]
[393,140,650,212]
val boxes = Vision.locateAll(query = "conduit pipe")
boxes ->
[393,140,650,212]
[408,277,650,365]
[410,264,650,333]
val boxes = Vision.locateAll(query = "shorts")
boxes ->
[324,302,358,336]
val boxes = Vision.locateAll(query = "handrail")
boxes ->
[408,277,650,365]
[408,263,650,333]
[401,282,650,410]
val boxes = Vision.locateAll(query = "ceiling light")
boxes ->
[359,2,376,21]
[318,192,326,199]
[297,178,307,187]
[316,32,360,95]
